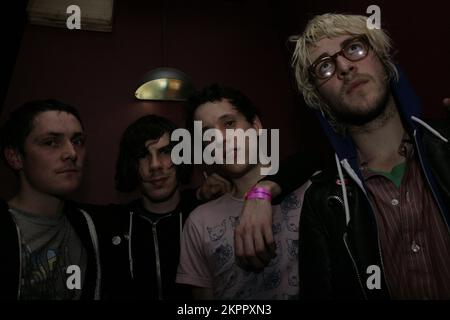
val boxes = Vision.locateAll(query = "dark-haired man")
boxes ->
[176,84,310,299]
[97,114,231,300]
[0,100,101,300]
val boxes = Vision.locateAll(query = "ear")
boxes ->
[4,147,23,170]
[251,115,263,132]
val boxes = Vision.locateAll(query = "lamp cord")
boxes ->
[161,0,167,67]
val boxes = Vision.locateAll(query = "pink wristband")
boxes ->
[244,186,272,201]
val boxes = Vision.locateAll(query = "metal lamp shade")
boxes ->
[134,67,195,101]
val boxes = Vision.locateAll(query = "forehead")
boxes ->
[30,110,83,136]
[309,34,355,62]
[194,99,240,124]
[145,132,170,150]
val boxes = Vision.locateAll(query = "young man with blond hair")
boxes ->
[236,13,450,299]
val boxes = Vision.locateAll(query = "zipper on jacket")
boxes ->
[373,220,392,296]
[151,222,163,300]
[354,186,392,297]
[128,212,135,279]
[343,232,367,299]
[14,221,22,300]
[140,212,181,300]
[337,163,392,297]
[80,209,102,300]
[329,192,368,298]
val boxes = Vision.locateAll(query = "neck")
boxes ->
[141,189,181,214]
[8,184,65,217]
[349,95,407,171]
[231,165,265,198]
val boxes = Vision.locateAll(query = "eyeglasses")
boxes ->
[309,35,370,80]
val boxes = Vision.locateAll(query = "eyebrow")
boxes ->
[35,131,84,139]
[313,36,357,61]
[145,139,173,152]
[218,114,236,121]
[158,144,173,152]
[200,113,238,130]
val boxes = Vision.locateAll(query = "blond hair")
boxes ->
[290,13,398,134]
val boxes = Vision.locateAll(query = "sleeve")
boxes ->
[298,188,333,299]
[176,212,213,289]
[262,152,324,204]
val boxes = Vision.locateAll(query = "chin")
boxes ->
[49,185,80,197]
[148,192,171,201]
[144,185,178,203]
[221,163,253,178]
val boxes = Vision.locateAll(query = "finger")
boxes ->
[208,176,230,196]
[242,227,266,271]
[209,185,223,197]
[214,179,228,194]
[262,222,276,258]
[224,180,233,193]
[253,228,272,265]
[234,225,244,257]
[234,226,252,271]
[211,173,232,186]
[444,98,450,107]
[235,256,252,272]
[200,184,221,201]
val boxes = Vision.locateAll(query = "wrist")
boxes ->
[254,181,281,197]
[244,186,272,201]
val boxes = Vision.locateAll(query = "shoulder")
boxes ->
[300,167,355,205]
[187,193,236,222]
[278,180,312,208]
[0,198,9,213]
[0,199,15,230]
[180,188,202,214]
[67,201,130,236]
[421,118,450,142]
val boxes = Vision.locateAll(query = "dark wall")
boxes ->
[1,0,449,204]
[1,0,303,204]
[272,0,450,119]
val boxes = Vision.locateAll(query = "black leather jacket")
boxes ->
[298,119,450,299]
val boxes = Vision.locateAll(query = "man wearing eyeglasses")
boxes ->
[235,13,450,299]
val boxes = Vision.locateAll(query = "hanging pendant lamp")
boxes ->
[134,67,195,101]
[134,2,194,101]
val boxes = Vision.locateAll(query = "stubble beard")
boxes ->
[332,77,392,131]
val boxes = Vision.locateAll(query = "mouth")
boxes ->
[147,176,169,184]
[345,79,368,95]
[57,168,80,174]
[225,147,242,160]
[225,147,239,155]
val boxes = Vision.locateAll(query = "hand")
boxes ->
[234,181,280,272]
[196,172,232,201]
[444,98,450,108]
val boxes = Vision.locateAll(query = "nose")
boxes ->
[336,55,356,80]
[149,154,163,170]
[62,141,77,161]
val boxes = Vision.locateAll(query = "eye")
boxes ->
[160,147,172,155]
[345,41,366,58]
[72,136,85,147]
[42,138,60,147]
[137,149,149,159]
[224,120,235,128]
[316,59,335,78]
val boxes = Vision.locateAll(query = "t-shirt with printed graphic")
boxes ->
[176,182,310,300]
[9,208,87,300]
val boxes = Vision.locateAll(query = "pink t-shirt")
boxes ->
[176,182,310,300]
